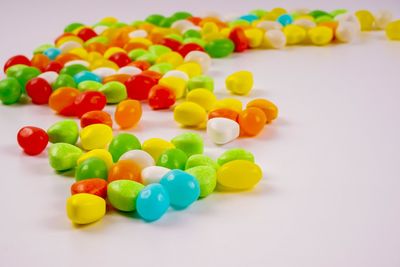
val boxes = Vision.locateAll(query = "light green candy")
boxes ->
[148,45,171,57]
[149,63,173,75]
[47,120,79,145]
[185,166,216,197]
[166,33,183,42]
[183,38,206,47]
[6,64,28,77]
[108,180,144,212]
[128,49,147,61]
[217,148,255,166]
[137,52,157,64]
[77,80,103,91]
[229,19,250,28]
[48,143,83,171]
[75,158,108,182]
[0,77,22,105]
[185,154,219,171]
[187,75,214,92]
[171,132,203,157]
[98,81,127,103]
[85,36,109,46]
[33,44,55,55]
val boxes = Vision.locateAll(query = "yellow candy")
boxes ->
[385,20,400,41]
[95,60,119,70]
[244,28,264,48]
[80,124,113,151]
[56,36,84,47]
[355,10,375,31]
[174,102,207,127]
[202,32,225,42]
[263,12,280,21]
[220,28,232,38]
[100,16,118,24]
[156,52,183,68]
[176,62,203,78]
[151,27,174,36]
[66,193,106,224]
[308,26,333,45]
[142,138,175,161]
[283,25,306,45]
[104,47,126,59]
[158,76,187,99]
[225,70,253,95]
[69,47,88,59]
[212,98,243,113]
[186,88,217,111]
[271,7,287,15]
[128,37,153,47]
[77,149,113,169]
[201,22,219,35]
[217,160,263,190]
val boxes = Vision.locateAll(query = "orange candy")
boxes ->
[246,98,278,123]
[55,53,81,66]
[123,42,149,52]
[102,74,131,84]
[71,178,108,199]
[129,61,151,70]
[108,159,142,183]
[48,87,80,116]
[86,42,108,54]
[208,108,239,121]
[80,110,113,128]
[31,54,51,72]
[115,99,142,129]
[238,107,267,136]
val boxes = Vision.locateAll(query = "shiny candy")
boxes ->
[141,166,171,185]
[76,157,108,181]
[47,119,79,145]
[17,126,48,155]
[207,118,240,145]
[157,148,188,170]
[174,102,207,127]
[246,98,278,123]
[66,193,106,224]
[80,124,113,150]
[120,150,155,171]
[98,81,127,104]
[108,159,141,183]
[77,149,113,169]
[238,107,267,136]
[136,184,170,221]
[71,178,108,199]
[115,99,142,129]
[185,154,219,170]
[142,138,175,161]
[171,132,204,157]
[186,88,216,111]
[108,133,141,162]
[217,160,262,190]
[107,180,144,212]
[185,166,216,197]
[0,77,22,105]
[225,71,253,95]
[218,148,255,166]
[184,51,211,72]
[48,143,83,171]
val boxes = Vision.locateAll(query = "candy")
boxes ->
[217,160,262,190]
[374,10,392,30]
[77,149,113,169]
[108,133,141,162]
[156,51,183,67]
[108,52,132,67]
[229,27,249,52]
[0,77,22,105]
[277,14,293,26]
[184,51,211,72]
[244,28,264,48]
[10,66,41,89]
[205,38,235,58]
[48,143,83,171]
[186,88,216,111]
[3,55,31,73]
[238,107,267,136]
[163,70,189,81]
[74,91,107,117]
[120,150,155,170]
[117,66,142,76]
[136,184,170,221]
[71,178,108,199]
[141,166,171,185]
[177,43,204,57]
[355,10,375,31]
[76,157,108,181]
[52,74,76,89]
[38,71,59,84]
[125,74,157,100]
[246,98,278,123]
[175,62,202,78]
[174,102,207,127]
[185,166,217,197]
[92,67,116,79]
[48,87,80,116]
[17,126,48,155]
[60,64,88,77]
[26,77,52,104]
[283,25,306,45]
[187,75,214,92]
[80,124,113,150]
[212,98,242,113]
[158,76,186,99]
[66,193,106,224]
[225,71,253,95]
[257,21,283,31]
[218,148,255,166]
[385,20,400,41]
[115,99,142,129]
[47,120,79,145]
[142,138,175,161]
[185,154,219,170]
[171,132,203,157]
[208,108,239,121]
[308,26,333,45]
[335,21,357,43]
[73,71,102,84]
[156,148,188,170]
[98,81,127,104]
[107,180,144,212]
[148,85,176,110]
[207,117,240,145]
[160,169,200,209]
[80,110,113,128]
[108,159,141,183]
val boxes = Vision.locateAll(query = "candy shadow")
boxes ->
[56,168,76,178]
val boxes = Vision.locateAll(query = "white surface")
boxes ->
[1,1,400,267]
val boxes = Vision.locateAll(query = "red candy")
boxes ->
[77,28,98,42]
[80,110,113,128]
[3,55,31,72]
[125,74,157,101]
[141,70,162,82]
[43,61,63,73]
[25,77,53,105]
[71,178,108,199]
[159,38,182,51]
[17,126,49,156]
[148,85,176,110]
[208,108,239,121]
[74,91,107,117]
[229,27,249,52]
[177,43,204,57]
[129,60,151,70]
[108,52,131,67]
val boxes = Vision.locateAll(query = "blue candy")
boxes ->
[43,48,61,60]
[73,70,102,84]
[239,14,259,22]
[159,169,200,210]
[136,184,170,222]
[277,14,293,26]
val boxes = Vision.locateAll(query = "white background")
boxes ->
[1,0,400,266]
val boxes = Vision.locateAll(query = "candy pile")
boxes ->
[3,8,400,225]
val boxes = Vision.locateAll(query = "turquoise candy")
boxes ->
[48,143,83,171]
[60,64,89,77]
[43,48,61,60]
[75,157,108,181]
[205,38,235,58]
[136,184,170,221]
[74,71,102,84]
[47,119,79,145]
[217,148,255,166]
[171,132,203,157]
[108,180,144,211]
[277,14,293,26]
[0,77,22,104]
[33,44,55,55]
[157,148,188,170]
[185,154,219,170]
[52,74,76,90]
[108,133,141,162]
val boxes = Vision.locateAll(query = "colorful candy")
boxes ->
[217,160,262,190]
[107,180,144,212]
[71,178,108,199]
[48,143,82,171]
[115,99,142,129]
[136,184,170,221]
[80,124,113,150]
[17,126,49,155]
[66,193,106,224]
[207,117,240,145]
[47,120,79,144]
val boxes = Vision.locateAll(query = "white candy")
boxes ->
[141,166,170,185]
[38,71,58,85]
[129,29,148,38]
[336,21,357,43]
[293,19,316,30]
[207,118,240,145]
[117,66,142,76]
[184,51,211,73]
[64,60,90,68]
[374,10,392,30]
[163,70,189,81]
[58,41,82,53]
[92,67,117,79]
[257,21,283,31]
[264,30,286,49]
[93,25,109,35]
[335,13,361,31]
[171,20,194,33]
[120,150,155,171]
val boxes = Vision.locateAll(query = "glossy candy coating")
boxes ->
[158,76,186,99]
[246,98,278,123]
[185,154,219,170]
[142,138,175,161]
[17,126,49,155]
[107,180,144,212]
[77,149,113,169]
[148,85,176,110]
[48,143,83,171]
[208,108,239,121]
[136,184,170,221]
[98,81,127,104]
[48,87,80,116]
[185,166,216,197]
[74,91,107,117]
[125,74,157,100]
[218,148,255,166]
[80,110,113,128]
[207,117,240,145]
[238,107,267,136]
[186,88,216,111]
[108,133,142,162]
[120,150,155,171]
[76,157,108,181]
[0,77,22,105]
[171,132,203,157]
[71,178,108,199]
[3,55,31,73]
[217,160,262,190]
[80,124,113,150]
[115,99,142,129]
[225,71,253,95]
[66,193,106,224]
[205,38,235,58]
[47,119,79,144]
[174,102,207,127]
[141,166,170,185]
[157,148,188,170]
[108,159,141,183]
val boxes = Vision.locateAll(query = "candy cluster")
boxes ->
[3,8,400,225]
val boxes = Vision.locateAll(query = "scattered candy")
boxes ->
[66,193,106,224]
[136,184,170,221]
[107,180,144,212]
[17,126,49,155]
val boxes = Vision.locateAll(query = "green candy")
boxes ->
[187,75,214,92]
[171,132,203,157]
[52,74,76,90]
[145,14,165,26]
[6,64,28,77]
[98,81,127,104]
[309,10,331,18]
[166,33,183,42]
[185,166,216,197]
[315,15,333,23]
[217,148,255,166]
[110,22,127,29]
[108,133,141,162]
[183,29,201,39]
[185,154,219,171]
[183,37,206,47]
[330,9,348,17]
[159,17,175,28]
[157,148,188,170]
[8,66,41,89]
[47,120,79,144]
[148,63,173,75]
[60,64,89,77]
[131,20,145,27]
[205,39,235,58]
[171,11,192,20]
[77,80,102,91]
[0,77,22,105]
[107,180,144,211]
[137,52,157,64]
[128,48,147,60]
[64,22,84,33]
[75,158,108,181]
[250,9,267,18]
[148,45,171,57]
[229,19,250,28]
[48,143,83,171]
[33,44,55,55]
[85,36,109,46]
